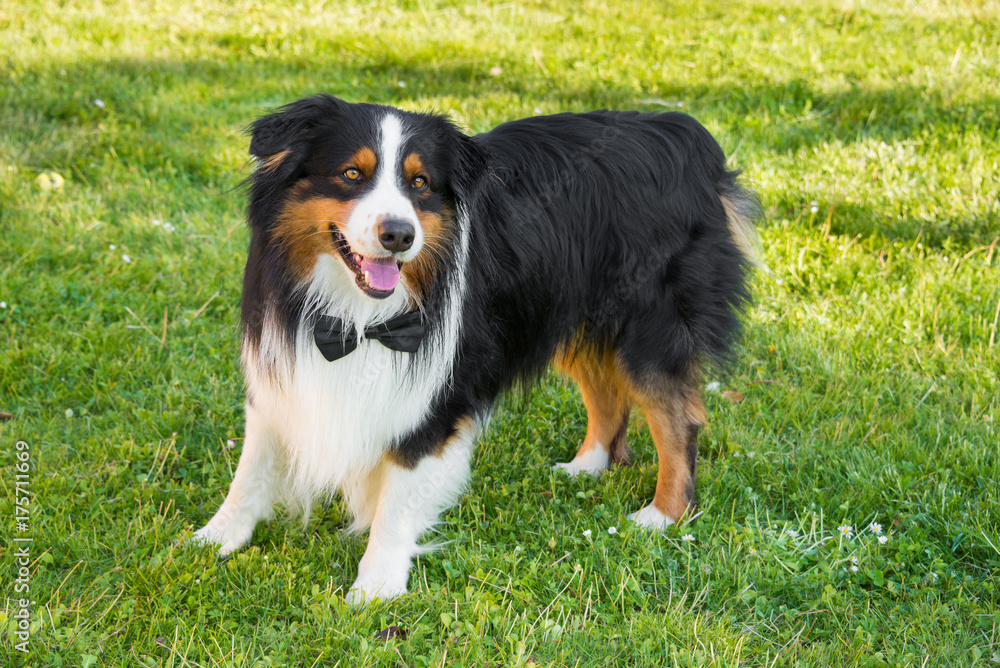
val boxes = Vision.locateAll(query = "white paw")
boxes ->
[346,576,408,606]
[552,446,609,477]
[627,504,675,531]
[347,544,412,605]
[191,521,253,556]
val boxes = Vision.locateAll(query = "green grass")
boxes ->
[2,0,999,665]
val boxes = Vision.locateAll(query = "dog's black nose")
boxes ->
[377,219,415,253]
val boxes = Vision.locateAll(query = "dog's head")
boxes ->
[246,95,484,302]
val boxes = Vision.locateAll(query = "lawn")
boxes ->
[1,0,998,665]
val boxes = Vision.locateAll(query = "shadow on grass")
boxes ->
[779,199,999,247]
[3,52,997,244]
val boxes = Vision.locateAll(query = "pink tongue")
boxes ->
[358,256,400,291]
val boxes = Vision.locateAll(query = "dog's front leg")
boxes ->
[346,417,476,604]
[193,403,283,555]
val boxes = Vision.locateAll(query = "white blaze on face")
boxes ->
[346,113,423,262]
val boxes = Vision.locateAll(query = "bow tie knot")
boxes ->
[313,310,425,362]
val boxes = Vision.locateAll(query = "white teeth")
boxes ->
[363,270,371,285]
[353,253,363,264]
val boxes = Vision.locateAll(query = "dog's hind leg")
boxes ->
[629,375,706,530]
[193,403,284,555]
[552,348,632,477]
[346,417,476,605]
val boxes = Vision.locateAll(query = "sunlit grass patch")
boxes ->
[1,0,998,666]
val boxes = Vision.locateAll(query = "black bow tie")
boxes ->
[313,310,425,362]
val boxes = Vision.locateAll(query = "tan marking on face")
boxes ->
[404,153,432,198]
[343,147,377,180]
[403,153,427,182]
[259,149,290,173]
[399,207,453,304]
[274,195,356,280]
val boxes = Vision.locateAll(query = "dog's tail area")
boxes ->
[719,180,768,273]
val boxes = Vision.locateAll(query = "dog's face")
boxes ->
[247,96,482,301]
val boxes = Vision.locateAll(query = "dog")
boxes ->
[193,94,760,603]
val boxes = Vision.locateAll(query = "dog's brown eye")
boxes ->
[344,168,362,181]
[411,175,428,189]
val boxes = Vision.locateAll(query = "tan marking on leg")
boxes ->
[385,414,477,469]
[554,346,632,466]
[634,374,705,522]
[436,416,477,458]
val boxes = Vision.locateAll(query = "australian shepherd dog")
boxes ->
[193,94,760,603]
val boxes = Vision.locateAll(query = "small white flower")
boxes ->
[94,99,105,108]
[582,529,592,537]
[869,522,883,534]
[65,408,74,418]
[775,278,784,285]
[811,206,819,213]
[778,15,786,22]
[681,534,695,542]
[878,535,889,544]
[226,439,236,448]
[0,302,6,308]
[109,244,116,250]
[748,546,758,555]
[786,529,798,538]
[122,254,131,263]
[706,381,721,393]
[534,107,543,114]
[164,223,175,232]
[489,66,503,76]
[397,80,406,88]
[152,218,162,226]
[607,526,617,535]
[810,200,818,206]
[851,565,859,572]
[837,524,854,539]
[263,555,268,560]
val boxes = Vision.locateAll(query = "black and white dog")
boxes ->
[193,95,760,603]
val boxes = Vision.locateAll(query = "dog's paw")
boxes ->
[191,522,252,556]
[552,446,609,477]
[347,547,411,606]
[627,504,675,531]
[346,577,407,606]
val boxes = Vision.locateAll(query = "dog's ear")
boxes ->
[248,95,344,166]
[439,121,487,204]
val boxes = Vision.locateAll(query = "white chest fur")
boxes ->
[245,323,449,506]
[242,207,470,517]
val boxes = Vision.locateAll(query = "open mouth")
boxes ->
[331,227,402,299]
